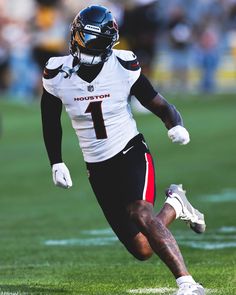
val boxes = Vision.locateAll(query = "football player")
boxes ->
[41,5,206,295]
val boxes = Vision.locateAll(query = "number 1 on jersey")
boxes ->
[85,101,107,139]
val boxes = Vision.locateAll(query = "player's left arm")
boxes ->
[131,74,190,145]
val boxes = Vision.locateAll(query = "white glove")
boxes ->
[168,125,190,145]
[52,163,72,189]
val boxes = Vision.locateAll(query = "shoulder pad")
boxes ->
[43,64,63,79]
[113,49,137,61]
[116,56,140,71]
[114,50,141,71]
[43,56,71,79]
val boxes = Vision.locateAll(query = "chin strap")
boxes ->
[59,53,97,78]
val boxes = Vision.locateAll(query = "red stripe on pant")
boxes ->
[143,153,155,204]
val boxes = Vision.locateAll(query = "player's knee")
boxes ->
[127,200,154,228]
[125,232,153,261]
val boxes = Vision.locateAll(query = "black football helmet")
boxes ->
[70,5,119,65]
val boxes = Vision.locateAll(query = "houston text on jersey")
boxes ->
[74,94,110,101]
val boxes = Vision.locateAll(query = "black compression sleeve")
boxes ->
[41,88,63,166]
[130,73,158,105]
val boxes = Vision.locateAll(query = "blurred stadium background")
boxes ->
[0,1,236,294]
[0,0,236,99]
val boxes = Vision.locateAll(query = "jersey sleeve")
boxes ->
[115,50,142,87]
[42,57,63,97]
[41,88,63,166]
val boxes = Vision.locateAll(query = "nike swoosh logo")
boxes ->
[122,146,134,154]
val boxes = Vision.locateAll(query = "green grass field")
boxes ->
[0,94,236,295]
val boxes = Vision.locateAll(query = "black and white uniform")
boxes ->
[41,49,158,243]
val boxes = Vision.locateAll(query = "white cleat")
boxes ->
[176,283,205,295]
[165,184,206,234]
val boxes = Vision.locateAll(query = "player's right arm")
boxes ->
[41,88,72,188]
[131,74,190,145]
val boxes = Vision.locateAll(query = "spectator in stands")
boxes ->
[167,6,193,91]
[0,14,10,93]
[121,0,162,78]
[32,0,67,71]
[0,0,235,98]
[195,26,220,93]
[0,0,38,99]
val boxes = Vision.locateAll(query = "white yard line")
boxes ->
[44,228,236,249]
[218,226,236,233]
[81,228,114,235]
[179,241,236,249]
[44,236,118,246]
[127,288,217,294]
[44,222,236,249]
[127,288,176,294]
[200,189,236,203]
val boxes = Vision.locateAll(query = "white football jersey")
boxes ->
[42,50,141,162]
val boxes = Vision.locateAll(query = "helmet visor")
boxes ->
[75,31,113,52]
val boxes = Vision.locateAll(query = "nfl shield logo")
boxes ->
[87,85,94,92]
